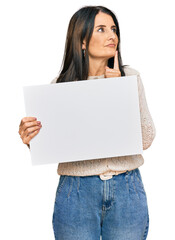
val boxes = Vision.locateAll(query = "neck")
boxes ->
[88,57,108,76]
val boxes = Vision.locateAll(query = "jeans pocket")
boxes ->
[56,175,67,196]
[134,170,146,194]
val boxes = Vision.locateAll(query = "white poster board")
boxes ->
[23,76,143,165]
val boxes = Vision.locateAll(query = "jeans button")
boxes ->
[99,174,113,180]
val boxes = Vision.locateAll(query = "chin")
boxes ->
[105,53,116,59]
[104,49,116,58]
[91,50,116,59]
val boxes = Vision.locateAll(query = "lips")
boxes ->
[106,44,116,47]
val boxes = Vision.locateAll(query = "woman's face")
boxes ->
[83,12,118,60]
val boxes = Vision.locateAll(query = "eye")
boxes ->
[97,27,104,32]
[112,28,117,33]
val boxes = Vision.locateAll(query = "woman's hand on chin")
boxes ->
[105,50,121,78]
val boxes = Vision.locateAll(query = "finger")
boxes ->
[19,117,37,128]
[19,120,41,135]
[22,129,40,145]
[105,66,110,69]
[113,50,119,70]
[105,68,120,73]
[105,71,121,78]
[105,73,121,78]
[19,121,40,134]
[105,72,121,76]
[105,68,121,75]
[20,125,42,140]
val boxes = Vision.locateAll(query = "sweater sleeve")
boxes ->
[137,73,156,150]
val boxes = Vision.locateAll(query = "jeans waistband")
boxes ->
[99,170,128,180]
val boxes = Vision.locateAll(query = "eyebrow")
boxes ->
[95,24,117,28]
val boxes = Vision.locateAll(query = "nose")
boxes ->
[107,30,117,40]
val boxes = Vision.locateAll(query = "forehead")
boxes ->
[94,12,115,26]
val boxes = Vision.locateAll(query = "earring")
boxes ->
[83,49,86,57]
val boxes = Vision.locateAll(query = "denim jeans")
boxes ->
[52,168,149,240]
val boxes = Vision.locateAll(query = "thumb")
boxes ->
[105,66,110,69]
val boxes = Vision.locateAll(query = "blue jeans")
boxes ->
[52,168,149,240]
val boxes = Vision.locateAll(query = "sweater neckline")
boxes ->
[87,74,105,80]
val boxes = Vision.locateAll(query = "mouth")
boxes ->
[105,44,116,48]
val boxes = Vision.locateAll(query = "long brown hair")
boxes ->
[56,6,126,83]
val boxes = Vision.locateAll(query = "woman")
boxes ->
[19,6,156,240]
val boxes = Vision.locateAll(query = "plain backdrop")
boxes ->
[0,0,174,239]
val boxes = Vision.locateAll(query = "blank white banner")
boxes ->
[23,75,143,165]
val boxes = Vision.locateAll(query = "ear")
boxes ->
[82,40,86,50]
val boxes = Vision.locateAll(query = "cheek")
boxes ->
[89,36,104,51]
[90,39,99,48]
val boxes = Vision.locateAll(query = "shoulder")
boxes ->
[123,65,144,93]
[123,65,140,76]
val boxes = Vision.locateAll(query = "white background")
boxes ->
[0,0,174,239]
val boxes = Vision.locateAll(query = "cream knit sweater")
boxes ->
[51,66,156,177]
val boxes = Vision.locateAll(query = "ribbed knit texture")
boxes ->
[51,66,156,176]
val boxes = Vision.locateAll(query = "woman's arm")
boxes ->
[137,74,156,150]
